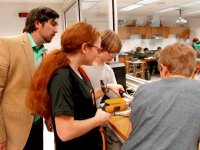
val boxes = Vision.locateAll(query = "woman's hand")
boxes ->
[107,83,124,97]
[94,109,112,127]
[45,117,53,132]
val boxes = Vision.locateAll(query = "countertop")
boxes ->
[108,115,130,142]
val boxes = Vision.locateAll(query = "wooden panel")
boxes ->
[130,27,139,35]
[152,27,163,34]
[176,27,184,38]
[130,27,146,35]
[178,28,190,39]
[163,27,169,38]
[169,27,190,38]
[169,27,177,34]
[145,27,152,39]
[109,116,130,141]
[151,27,169,38]
[138,27,146,35]
[118,27,130,39]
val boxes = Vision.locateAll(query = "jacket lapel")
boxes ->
[21,33,36,78]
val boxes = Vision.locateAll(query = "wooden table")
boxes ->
[108,116,130,142]
[144,57,157,62]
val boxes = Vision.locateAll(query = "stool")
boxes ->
[131,60,146,79]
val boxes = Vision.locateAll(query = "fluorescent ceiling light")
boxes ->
[120,4,143,11]
[137,0,160,5]
[185,10,200,15]
[180,0,200,7]
[81,1,97,10]
[156,7,179,13]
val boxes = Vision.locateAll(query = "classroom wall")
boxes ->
[0,3,64,52]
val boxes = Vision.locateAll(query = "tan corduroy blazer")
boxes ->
[0,33,36,150]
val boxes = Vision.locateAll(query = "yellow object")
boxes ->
[102,98,128,113]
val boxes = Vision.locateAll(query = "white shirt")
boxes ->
[82,63,117,108]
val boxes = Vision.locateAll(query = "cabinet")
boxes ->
[130,26,151,39]
[152,27,163,34]
[118,26,189,39]
[151,27,169,38]
[145,27,152,39]
[130,27,145,35]
[169,27,190,38]
[162,27,169,38]
[118,27,130,39]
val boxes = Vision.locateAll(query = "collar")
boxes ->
[27,32,45,52]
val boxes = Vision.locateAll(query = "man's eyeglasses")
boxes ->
[87,43,102,53]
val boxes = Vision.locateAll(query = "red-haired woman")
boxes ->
[26,22,124,150]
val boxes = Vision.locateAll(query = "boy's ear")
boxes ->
[160,64,169,77]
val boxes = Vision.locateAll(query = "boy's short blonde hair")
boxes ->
[101,29,122,53]
[158,43,196,78]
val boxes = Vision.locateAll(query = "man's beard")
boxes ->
[43,34,55,43]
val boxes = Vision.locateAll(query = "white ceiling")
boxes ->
[87,0,200,18]
[116,0,200,18]
[1,0,200,18]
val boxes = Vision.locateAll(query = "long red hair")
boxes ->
[26,22,100,118]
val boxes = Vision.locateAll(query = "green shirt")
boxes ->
[195,43,200,51]
[27,33,45,67]
[27,33,45,122]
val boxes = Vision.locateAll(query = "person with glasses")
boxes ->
[26,22,124,150]
[83,29,122,108]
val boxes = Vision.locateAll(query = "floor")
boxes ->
[127,72,161,82]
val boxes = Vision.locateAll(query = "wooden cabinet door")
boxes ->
[118,27,130,39]
[130,27,139,35]
[138,27,146,35]
[162,27,169,38]
[152,27,163,34]
[145,27,152,39]
[169,27,177,34]
[151,27,169,38]
[177,28,190,38]
[169,27,190,38]
[130,27,145,35]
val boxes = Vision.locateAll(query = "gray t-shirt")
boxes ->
[82,63,117,108]
[122,77,200,150]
